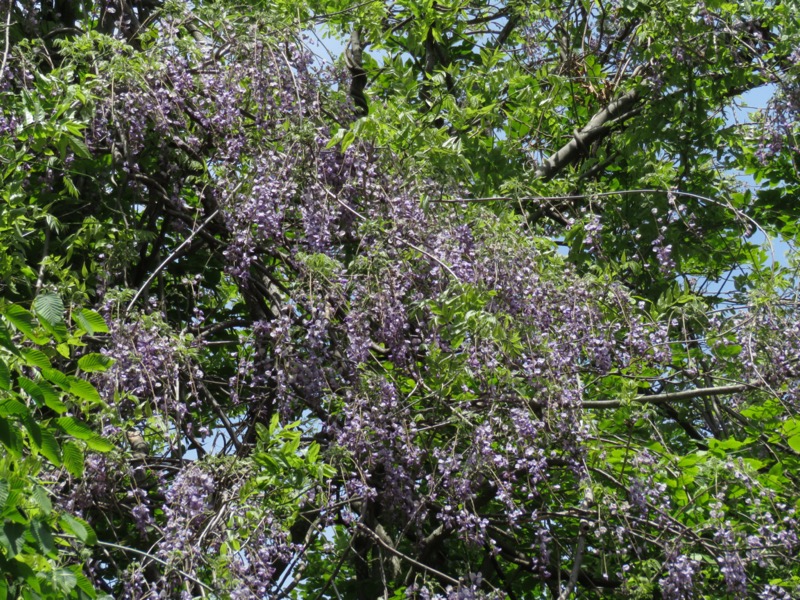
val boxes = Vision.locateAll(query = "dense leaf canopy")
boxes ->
[1,0,800,598]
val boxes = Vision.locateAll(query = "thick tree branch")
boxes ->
[533,60,776,182]
[493,13,520,49]
[345,27,369,117]
[658,402,708,448]
[534,89,641,181]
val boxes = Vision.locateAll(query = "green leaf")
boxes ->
[49,568,78,594]
[83,435,113,452]
[0,522,26,557]
[77,353,114,373]
[40,367,70,390]
[0,397,29,417]
[37,381,68,414]
[67,377,103,405]
[67,134,91,159]
[714,343,742,358]
[30,519,55,555]
[21,413,42,448]
[4,305,48,344]
[255,421,270,442]
[44,395,68,414]
[0,360,10,391]
[17,377,44,405]
[340,129,355,152]
[31,485,52,516]
[0,322,20,356]
[56,417,97,440]
[20,347,51,369]
[57,417,112,452]
[61,441,84,477]
[72,309,108,334]
[56,416,96,439]
[0,479,8,509]
[780,418,800,437]
[73,569,96,598]
[32,293,65,328]
[0,418,23,458]
[38,427,62,467]
[59,514,96,545]
[787,434,800,454]
[307,441,320,464]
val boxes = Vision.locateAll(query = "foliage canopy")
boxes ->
[1,0,800,598]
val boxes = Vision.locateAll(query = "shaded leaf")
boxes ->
[0,522,25,557]
[21,413,42,448]
[37,380,68,414]
[57,417,113,452]
[0,360,9,391]
[84,435,113,453]
[40,366,70,390]
[73,570,96,598]
[56,416,95,439]
[17,377,44,405]
[0,397,28,417]
[0,418,23,458]
[30,519,55,555]
[0,322,19,356]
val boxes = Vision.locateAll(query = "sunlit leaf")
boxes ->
[77,352,115,373]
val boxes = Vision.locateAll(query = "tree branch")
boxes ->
[0,2,12,85]
[356,522,461,587]
[534,89,641,181]
[558,525,587,600]
[59,535,217,594]
[125,209,220,314]
[582,383,753,409]
[345,27,369,117]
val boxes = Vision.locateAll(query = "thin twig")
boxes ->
[325,188,461,281]
[434,188,733,206]
[126,209,219,314]
[272,516,323,598]
[57,535,216,594]
[356,522,461,586]
[306,532,358,600]
[194,378,243,452]
[434,188,775,261]
[305,0,385,22]
[35,227,51,295]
